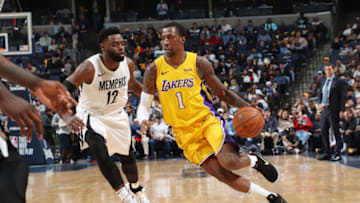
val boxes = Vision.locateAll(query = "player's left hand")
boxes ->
[31,79,77,116]
[0,90,42,141]
[62,114,85,132]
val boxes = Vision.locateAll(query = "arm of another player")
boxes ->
[196,56,249,109]
[0,82,42,141]
[135,62,157,126]
[0,55,76,116]
[61,61,96,131]
[127,58,143,97]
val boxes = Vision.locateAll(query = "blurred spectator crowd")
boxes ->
[1,12,337,163]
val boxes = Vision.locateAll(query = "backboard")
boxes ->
[0,12,32,55]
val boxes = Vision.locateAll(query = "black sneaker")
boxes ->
[318,153,332,161]
[252,153,279,183]
[267,193,287,203]
[331,153,342,161]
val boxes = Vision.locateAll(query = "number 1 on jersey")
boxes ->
[176,91,185,109]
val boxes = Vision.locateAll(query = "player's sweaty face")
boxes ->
[161,27,179,57]
[105,34,125,62]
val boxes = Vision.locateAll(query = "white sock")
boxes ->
[248,182,274,197]
[131,182,140,189]
[116,186,129,198]
[248,155,258,168]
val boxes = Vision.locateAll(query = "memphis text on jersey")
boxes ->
[161,78,194,92]
[99,76,127,91]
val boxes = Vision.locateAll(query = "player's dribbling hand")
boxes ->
[251,104,264,117]
[0,90,42,141]
[31,80,77,116]
[62,114,85,132]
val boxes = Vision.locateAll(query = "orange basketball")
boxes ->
[232,106,264,138]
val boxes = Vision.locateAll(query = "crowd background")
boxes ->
[3,0,358,164]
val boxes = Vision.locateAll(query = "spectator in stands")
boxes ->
[257,29,271,43]
[157,0,169,20]
[221,19,232,34]
[340,109,358,155]
[52,113,72,163]
[264,18,278,32]
[188,23,201,46]
[48,39,58,52]
[260,108,278,154]
[309,112,322,152]
[335,58,347,76]
[223,30,236,46]
[26,62,37,75]
[319,57,331,72]
[149,115,171,158]
[47,54,63,81]
[64,43,80,65]
[297,12,308,30]
[339,42,352,56]
[293,109,313,146]
[39,32,52,49]
[277,110,293,136]
[282,127,304,154]
[171,0,184,19]
[34,42,44,53]
[343,24,353,37]
[42,108,55,152]
[34,99,46,114]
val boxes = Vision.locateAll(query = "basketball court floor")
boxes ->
[27,153,360,203]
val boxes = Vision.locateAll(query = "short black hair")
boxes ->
[163,22,186,37]
[97,27,121,45]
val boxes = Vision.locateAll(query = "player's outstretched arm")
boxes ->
[61,61,96,131]
[135,62,157,126]
[0,82,42,141]
[0,55,77,117]
[127,58,143,97]
[196,56,249,109]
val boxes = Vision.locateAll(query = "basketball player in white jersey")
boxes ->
[63,27,149,203]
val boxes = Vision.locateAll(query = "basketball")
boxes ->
[232,106,264,138]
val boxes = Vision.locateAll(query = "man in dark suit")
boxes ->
[318,64,346,161]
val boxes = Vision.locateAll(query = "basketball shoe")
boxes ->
[116,186,139,203]
[130,185,150,203]
[267,193,287,203]
[252,152,279,183]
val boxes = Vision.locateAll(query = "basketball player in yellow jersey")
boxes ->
[136,22,286,203]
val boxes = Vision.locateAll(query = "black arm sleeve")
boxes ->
[63,80,77,94]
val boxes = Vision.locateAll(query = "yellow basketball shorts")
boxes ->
[173,114,231,165]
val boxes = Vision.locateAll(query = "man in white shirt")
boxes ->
[149,115,170,158]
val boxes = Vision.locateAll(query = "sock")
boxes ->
[248,154,258,168]
[116,186,129,199]
[248,182,274,197]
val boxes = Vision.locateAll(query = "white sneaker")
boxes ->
[116,186,139,203]
[130,186,150,203]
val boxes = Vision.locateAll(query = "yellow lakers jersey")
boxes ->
[155,52,213,128]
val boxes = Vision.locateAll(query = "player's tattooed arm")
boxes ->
[127,58,143,97]
[143,62,157,95]
[196,56,249,109]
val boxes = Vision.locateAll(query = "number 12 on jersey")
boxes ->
[176,91,185,109]
[107,90,119,105]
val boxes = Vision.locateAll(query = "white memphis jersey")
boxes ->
[77,54,130,116]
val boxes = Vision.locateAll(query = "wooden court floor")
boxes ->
[27,155,360,203]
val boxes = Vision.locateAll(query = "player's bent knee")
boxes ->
[217,153,238,171]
